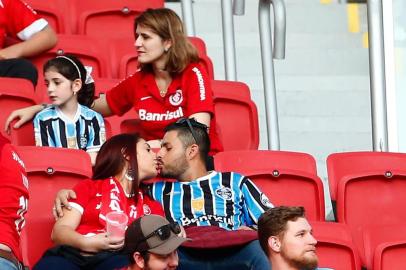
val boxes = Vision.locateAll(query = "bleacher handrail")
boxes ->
[180,0,196,36]
[366,0,389,151]
[258,0,286,150]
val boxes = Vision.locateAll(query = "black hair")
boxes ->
[164,118,210,164]
[43,54,95,108]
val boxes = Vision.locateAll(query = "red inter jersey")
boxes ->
[106,62,223,155]
[0,0,48,47]
[68,177,164,236]
[0,134,29,262]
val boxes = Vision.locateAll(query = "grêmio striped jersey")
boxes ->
[33,105,106,152]
[149,171,273,230]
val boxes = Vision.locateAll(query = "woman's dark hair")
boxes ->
[92,133,141,202]
[43,54,95,108]
[134,8,200,75]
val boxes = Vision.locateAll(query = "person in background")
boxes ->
[5,8,223,166]
[122,214,187,270]
[0,133,29,270]
[258,206,332,270]
[0,0,57,86]
[33,54,105,165]
[33,133,164,270]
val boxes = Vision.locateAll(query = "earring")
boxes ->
[164,47,169,53]
[125,168,135,181]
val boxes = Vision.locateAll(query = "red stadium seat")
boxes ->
[311,222,362,270]
[0,78,37,145]
[16,146,92,268]
[24,0,71,34]
[30,34,110,102]
[362,224,406,270]
[212,80,259,151]
[214,150,325,221]
[330,153,406,266]
[75,0,164,38]
[327,151,406,201]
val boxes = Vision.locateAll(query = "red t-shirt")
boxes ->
[0,134,29,262]
[0,0,48,47]
[68,177,164,236]
[106,62,223,155]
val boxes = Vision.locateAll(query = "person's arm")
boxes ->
[0,26,57,59]
[240,176,274,225]
[5,95,114,133]
[52,189,77,219]
[189,112,211,129]
[52,208,124,252]
[4,104,44,133]
[184,63,214,129]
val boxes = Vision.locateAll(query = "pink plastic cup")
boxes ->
[105,211,128,241]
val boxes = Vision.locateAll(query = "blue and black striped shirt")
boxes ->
[33,105,106,152]
[150,171,273,230]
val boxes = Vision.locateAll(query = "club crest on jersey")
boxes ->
[80,136,88,149]
[260,193,273,208]
[143,204,151,215]
[191,198,204,212]
[215,187,232,200]
[169,89,183,106]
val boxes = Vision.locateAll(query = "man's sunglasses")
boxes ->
[136,222,181,248]
[175,118,208,143]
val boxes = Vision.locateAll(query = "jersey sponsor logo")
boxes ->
[138,107,184,121]
[191,198,204,212]
[260,193,273,208]
[12,151,25,168]
[143,204,152,215]
[22,174,29,189]
[180,214,233,226]
[129,205,137,218]
[215,187,232,200]
[169,89,183,106]
[192,67,206,101]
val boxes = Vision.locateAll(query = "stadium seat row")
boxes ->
[24,0,164,37]
[16,146,406,269]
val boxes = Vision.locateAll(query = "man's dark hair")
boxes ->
[164,118,210,163]
[257,206,305,256]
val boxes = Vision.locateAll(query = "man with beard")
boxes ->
[258,206,323,270]
[54,118,273,269]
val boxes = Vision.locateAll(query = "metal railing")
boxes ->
[259,0,286,150]
[367,0,388,151]
[180,0,196,36]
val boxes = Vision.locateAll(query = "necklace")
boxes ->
[159,88,167,97]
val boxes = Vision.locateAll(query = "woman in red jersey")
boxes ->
[33,133,164,270]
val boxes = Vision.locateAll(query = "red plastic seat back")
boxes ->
[327,151,406,201]
[23,0,71,34]
[311,222,361,270]
[212,80,259,150]
[75,0,164,38]
[0,78,36,145]
[30,34,110,102]
[362,224,406,269]
[214,150,325,221]
[16,146,92,268]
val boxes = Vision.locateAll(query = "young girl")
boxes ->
[33,54,106,165]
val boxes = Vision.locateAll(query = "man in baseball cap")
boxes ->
[123,215,188,270]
